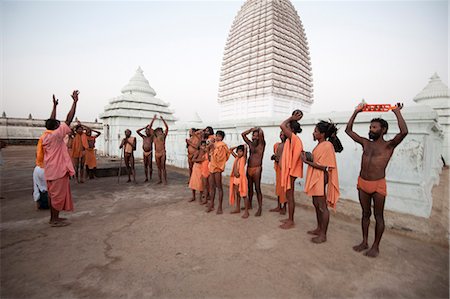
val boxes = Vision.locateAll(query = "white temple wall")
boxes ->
[167,105,443,218]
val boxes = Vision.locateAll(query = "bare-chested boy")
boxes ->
[346,103,408,257]
[151,115,169,184]
[241,127,266,216]
[119,129,137,183]
[270,130,287,215]
[137,116,157,182]
[229,145,249,218]
[207,130,230,214]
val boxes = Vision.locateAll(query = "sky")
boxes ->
[1,0,448,123]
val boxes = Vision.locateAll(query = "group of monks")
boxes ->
[36,89,408,258]
[187,104,408,258]
[117,114,169,184]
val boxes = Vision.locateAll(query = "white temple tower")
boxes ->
[218,0,313,121]
[100,67,176,157]
[413,73,450,164]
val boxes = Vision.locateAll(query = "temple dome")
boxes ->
[218,0,313,121]
[121,67,157,96]
[413,73,449,102]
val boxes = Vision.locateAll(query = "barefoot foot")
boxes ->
[242,212,249,219]
[269,207,281,212]
[307,228,320,235]
[216,209,223,215]
[254,208,262,217]
[279,220,295,229]
[279,218,290,223]
[311,235,327,244]
[364,247,379,258]
[230,209,240,214]
[353,242,369,252]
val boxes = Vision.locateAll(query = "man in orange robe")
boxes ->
[270,130,287,215]
[189,140,208,203]
[302,121,342,243]
[71,124,88,183]
[207,130,230,214]
[84,126,101,179]
[229,145,249,218]
[279,110,304,229]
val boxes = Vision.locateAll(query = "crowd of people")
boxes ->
[34,89,408,258]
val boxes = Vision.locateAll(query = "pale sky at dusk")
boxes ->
[1,0,448,122]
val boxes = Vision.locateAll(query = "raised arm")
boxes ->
[136,126,146,138]
[50,94,58,119]
[280,111,302,140]
[65,90,79,126]
[241,128,253,146]
[389,103,408,148]
[229,146,238,158]
[149,115,157,129]
[161,116,169,136]
[92,129,101,137]
[345,105,367,145]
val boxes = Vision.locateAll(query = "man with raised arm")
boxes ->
[137,115,156,182]
[41,90,79,227]
[152,115,169,184]
[241,127,266,216]
[345,103,408,257]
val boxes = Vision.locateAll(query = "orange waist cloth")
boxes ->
[200,153,209,178]
[209,141,230,173]
[189,163,204,191]
[85,148,97,169]
[71,133,88,158]
[247,165,262,177]
[229,156,248,206]
[304,141,340,210]
[280,134,304,194]
[46,174,74,212]
[357,176,387,197]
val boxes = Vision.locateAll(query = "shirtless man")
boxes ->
[152,115,169,184]
[137,116,156,182]
[186,128,202,182]
[119,129,137,183]
[71,124,88,183]
[346,103,408,257]
[270,130,287,215]
[84,125,101,179]
[241,127,266,216]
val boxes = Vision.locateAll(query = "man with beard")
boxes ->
[241,127,266,216]
[345,103,408,258]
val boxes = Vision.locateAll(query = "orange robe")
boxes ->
[304,141,340,210]
[85,136,97,169]
[71,133,88,158]
[189,162,204,191]
[280,134,304,203]
[36,131,53,168]
[200,153,209,178]
[229,156,248,206]
[209,141,230,173]
[273,143,286,204]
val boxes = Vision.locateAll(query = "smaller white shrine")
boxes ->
[100,67,176,157]
[413,73,450,164]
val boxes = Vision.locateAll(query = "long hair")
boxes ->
[316,120,343,153]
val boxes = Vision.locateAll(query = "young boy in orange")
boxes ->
[229,145,249,218]
[119,129,137,183]
[279,110,304,229]
[270,130,287,215]
[71,124,88,183]
[189,141,208,203]
[302,121,343,243]
[207,130,230,214]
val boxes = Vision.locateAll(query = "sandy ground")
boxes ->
[1,146,449,299]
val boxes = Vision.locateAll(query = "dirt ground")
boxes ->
[1,146,449,299]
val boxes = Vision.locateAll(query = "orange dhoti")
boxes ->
[85,148,97,169]
[46,174,74,211]
[357,176,387,197]
[304,141,340,210]
[71,133,88,158]
[229,156,248,206]
[280,134,304,203]
[209,141,230,173]
[200,154,209,178]
[273,143,286,203]
[189,163,204,191]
